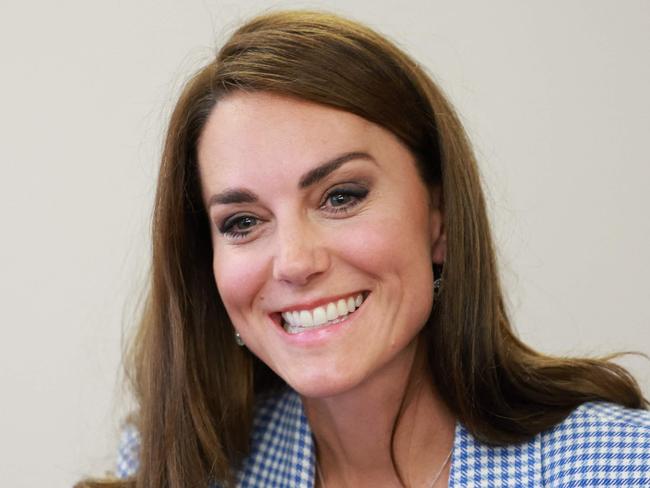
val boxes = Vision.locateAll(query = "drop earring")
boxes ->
[235,330,245,346]
[433,264,443,295]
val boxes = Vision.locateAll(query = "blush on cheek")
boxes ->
[344,216,430,271]
[213,256,264,312]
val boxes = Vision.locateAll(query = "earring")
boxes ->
[434,277,442,294]
[433,264,443,295]
[235,330,245,346]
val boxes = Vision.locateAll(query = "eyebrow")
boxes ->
[299,151,373,188]
[207,151,374,208]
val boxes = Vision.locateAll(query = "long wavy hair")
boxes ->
[78,9,647,488]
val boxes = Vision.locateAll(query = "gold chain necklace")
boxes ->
[315,447,453,488]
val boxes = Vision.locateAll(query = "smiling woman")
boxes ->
[199,93,443,402]
[77,9,649,488]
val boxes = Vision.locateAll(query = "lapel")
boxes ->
[238,388,316,487]
[449,422,542,487]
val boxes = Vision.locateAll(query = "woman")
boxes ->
[81,10,649,488]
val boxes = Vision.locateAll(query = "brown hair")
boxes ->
[77,9,647,488]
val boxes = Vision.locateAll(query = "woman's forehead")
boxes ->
[197,92,389,180]
[195,92,429,212]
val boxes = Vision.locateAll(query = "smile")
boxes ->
[280,292,368,334]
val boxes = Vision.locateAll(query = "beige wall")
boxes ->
[0,1,648,486]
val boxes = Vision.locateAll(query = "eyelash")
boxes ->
[218,184,369,240]
[219,214,260,239]
[320,184,368,213]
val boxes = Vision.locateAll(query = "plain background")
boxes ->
[0,1,648,486]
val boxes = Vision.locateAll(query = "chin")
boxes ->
[282,367,364,399]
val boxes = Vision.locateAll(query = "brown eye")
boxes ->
[220,214,260,239]
[234,216,257,230]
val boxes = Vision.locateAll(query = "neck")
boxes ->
[302,340,456,487]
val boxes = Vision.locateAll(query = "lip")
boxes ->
[270,291,370,347]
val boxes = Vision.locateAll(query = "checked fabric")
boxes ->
[117,387,650,487]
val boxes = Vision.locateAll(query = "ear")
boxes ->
[429,186,446,265]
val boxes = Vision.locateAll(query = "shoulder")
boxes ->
[114,388,314,486]
[236,387,315,487]
[450,402,650,487]
[540,402,650,486]
[115,422,140,479]
[114,388,314,485]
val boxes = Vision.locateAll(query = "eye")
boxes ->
[329,192,353,207]
[219,214,260,239]
[321,184,369,214]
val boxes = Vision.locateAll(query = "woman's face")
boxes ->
[198,92,445,398]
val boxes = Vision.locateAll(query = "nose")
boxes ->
[272,218,330,285]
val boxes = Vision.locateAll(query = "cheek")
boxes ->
[338,201,435,326]
[212,249,267,318]
[340,204,432,275]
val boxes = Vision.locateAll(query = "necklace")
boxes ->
[315,447,453,488]
[425,447,453,487]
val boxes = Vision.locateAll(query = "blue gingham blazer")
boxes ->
[117,387,650,486]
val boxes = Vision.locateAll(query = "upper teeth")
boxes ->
[281,293,365,329]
